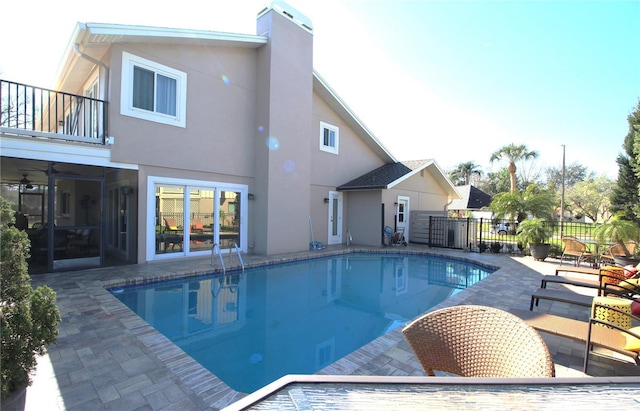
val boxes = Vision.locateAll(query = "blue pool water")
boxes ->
[110,253,494,393]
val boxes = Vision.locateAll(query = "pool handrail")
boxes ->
[211,243,226,273]
[230,242,245,272]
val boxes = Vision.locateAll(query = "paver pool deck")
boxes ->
[22,245,640,410]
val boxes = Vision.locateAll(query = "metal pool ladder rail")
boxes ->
[211,243,226,273]
[211,243,245,273]
[230,242,245,272]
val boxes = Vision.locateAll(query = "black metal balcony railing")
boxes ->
[0,79,108,144]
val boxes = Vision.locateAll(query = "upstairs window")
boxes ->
[121,52,187,127]
[320,121,339,154]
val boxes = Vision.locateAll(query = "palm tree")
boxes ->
[490,144,538,193]
[490,184,556,223]
[449,162,482,185]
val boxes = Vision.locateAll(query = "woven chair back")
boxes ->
[562,237,587,253]
[402,305,555,377]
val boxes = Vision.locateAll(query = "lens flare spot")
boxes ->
[266,136,280,151]
[283,160,296,173]
[221,75,230,85]
[258,126,264,133]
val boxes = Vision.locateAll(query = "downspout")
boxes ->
[444,197,454,215]
[73,44,110,138]
[73,43,109,99]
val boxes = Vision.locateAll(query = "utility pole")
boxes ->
[560,144,566,239]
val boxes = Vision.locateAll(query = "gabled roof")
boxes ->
[448,185,492,210]
[56,22,396,163]
[55,23,268,92]
[337,159,460,198]
[313,71,395,162]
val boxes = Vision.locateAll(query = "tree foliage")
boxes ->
[448,161,482,186]
[477,168,512,196]
[0,197,60,398]
[545,162,591,192]
[593,213,640,257]
[489,184,556,223]
[490,143,538,193]
[565,175,613,222]
[610,99,640,224]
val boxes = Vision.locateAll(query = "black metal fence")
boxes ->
[422,217,597,256]
[0,79,108,144]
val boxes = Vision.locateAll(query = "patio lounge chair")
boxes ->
[531,266,631,309]
[530,288,594,310]
[402,305,555,377]
[541,265,631,296]
[164,217,180,234]
[554,265,600,276]
[510,308,640,374]
[191,219,204,233]
[600,242,638,265]
[560,236,594,267]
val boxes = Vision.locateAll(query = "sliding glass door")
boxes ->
[150,177,246,260]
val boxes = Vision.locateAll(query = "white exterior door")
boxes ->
[328,191,343,245]
[396,196,409,241]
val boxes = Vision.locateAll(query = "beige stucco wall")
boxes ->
[310,93,386,186]
[107,43,258,178]
[345,190,384,247]
[254,9,313,255]
[389,168,452,212]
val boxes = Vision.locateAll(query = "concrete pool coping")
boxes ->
[25,245,640,410]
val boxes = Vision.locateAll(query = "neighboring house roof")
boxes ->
[338,159,460,198]
[56,22,396,163]
[448,185,492,210]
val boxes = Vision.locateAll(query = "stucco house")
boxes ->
[0,1,459,273]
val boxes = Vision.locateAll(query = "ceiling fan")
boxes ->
[19,166,60,176]
[19,163,78,177]
[19,174,34,189]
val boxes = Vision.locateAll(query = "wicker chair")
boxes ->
[402,305,555,377]
[600,242,637,265]
[560,236,594,267]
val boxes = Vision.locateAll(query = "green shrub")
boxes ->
[490,242,502,253]
[0,197,61,398]
[548,244,563,258]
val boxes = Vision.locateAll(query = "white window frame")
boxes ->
[121,52,187,128]
[319,121,339,154]
[146,176,248,262]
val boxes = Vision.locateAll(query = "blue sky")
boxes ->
[2,0,638,179]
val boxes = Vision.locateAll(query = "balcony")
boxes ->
[0,79,108,145]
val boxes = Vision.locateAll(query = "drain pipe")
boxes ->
[73,43,110,142]
[73,43,110,105]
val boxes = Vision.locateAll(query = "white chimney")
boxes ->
[257,1,313,34]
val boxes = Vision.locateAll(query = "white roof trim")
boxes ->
[313,70,396,163]
[0,135,138,170]
[78,22,268,46]
[387,160,460,198]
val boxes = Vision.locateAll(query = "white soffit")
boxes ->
[81,23,268,48]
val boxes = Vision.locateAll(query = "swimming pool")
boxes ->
[110,253,494,393]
